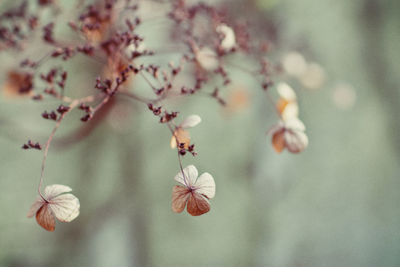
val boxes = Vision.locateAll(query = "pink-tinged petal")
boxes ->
[44,184,72,199]
[174,165,198,187]
[180,115,201,129]
[187,192,210,216]
[49,193,80,222]
[284,130,308,153]
[27,196,44,218]
[36,204,55,232]
[194,172,216,199]
[172,186,190,213]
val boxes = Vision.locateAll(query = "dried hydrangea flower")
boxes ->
[170,115,201,149]
[27,184,80,231]
[172,165,215,216]
[216,23,236,51]
[268,118,309,154]
[276,82,299,121]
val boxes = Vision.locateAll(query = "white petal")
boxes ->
[180,115,201,128]
[277,82,297,101]
[44,184,72,199]
[281,102,299,121]
[174,165,198,187]
[194,172,216,199]
[216,24,236,51]
[49,193,80,222]
[284,130,308,153]
[284,117,306,131]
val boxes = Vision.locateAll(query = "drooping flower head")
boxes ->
[172,165,215,216]
[268,118,308,154]
[27,184,80,231]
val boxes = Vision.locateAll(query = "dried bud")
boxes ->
[49,111,57,120]
[57,105,70,114]
[81,114,93,122]
[42,111,49,119]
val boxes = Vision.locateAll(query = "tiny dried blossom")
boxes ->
[172,165,215,216]
[170,115,201,149]
[268,118,309,154]
[276,82,299,121]
[22,140,42,150]
[27,184,80,232]
[216,23,236,51]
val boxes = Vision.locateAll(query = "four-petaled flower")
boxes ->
[268,118,309,154]
[27,184,80,231]
[172,165,216,216]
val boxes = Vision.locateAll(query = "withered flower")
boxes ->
[268,118,309,154]
[172,165,215,216]
[27,184,80,231]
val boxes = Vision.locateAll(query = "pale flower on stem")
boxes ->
[27,184,80,232]
[172,165,215,216]
[268,118,309,154]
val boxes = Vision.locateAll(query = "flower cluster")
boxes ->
[0,0,310,230]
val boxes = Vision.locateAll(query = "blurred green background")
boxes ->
[1,0,400,266]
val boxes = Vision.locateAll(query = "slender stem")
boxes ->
[118,90,155,104]
[38,95,95,200]
[139,72,157,91]
[167,123,189,187]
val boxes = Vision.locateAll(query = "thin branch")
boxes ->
[38,95,95,200]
